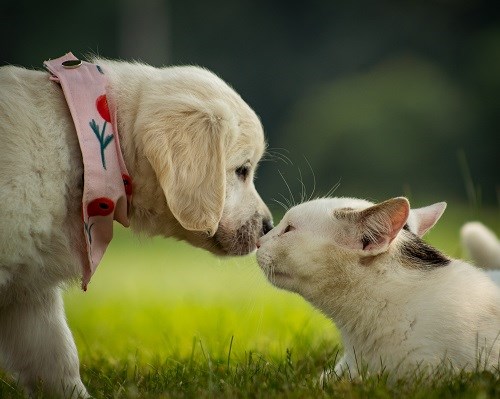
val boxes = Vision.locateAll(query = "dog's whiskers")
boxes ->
[220,213,262,256]
[263,148,293,166]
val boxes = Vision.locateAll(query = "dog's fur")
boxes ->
[0,58,272,397]
[257,197,500,380]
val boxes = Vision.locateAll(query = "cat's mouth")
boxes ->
[256,252,292,283]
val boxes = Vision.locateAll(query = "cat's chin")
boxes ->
[271,270,291,279]
[266,270,294,289]
[256,251,294,287]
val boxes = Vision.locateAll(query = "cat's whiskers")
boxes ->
[278,192,294,209]
[264,147,297,213]
[324,179,342,199]
[302,156,317,202]
[272,157,329,213]
[268,264,276,285]
[278,169,296,208]
[297,167,307,204]
[272,172,296,212]
[272,198,290,212]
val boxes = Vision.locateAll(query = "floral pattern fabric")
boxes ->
[44,53,132,291]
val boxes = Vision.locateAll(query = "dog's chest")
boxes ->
[0,71,86,297]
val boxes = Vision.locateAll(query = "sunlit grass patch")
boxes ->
[64,228,339,364]
[3,353,498,398]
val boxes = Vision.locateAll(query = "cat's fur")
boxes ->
[461,222,500,270]
[257,197,500,379]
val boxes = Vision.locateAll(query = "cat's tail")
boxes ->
[461,222,500,271]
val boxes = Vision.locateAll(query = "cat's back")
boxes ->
[407,260,500,367]
[411,260,500,324]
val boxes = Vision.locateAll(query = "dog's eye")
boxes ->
[236,165,250,181]
[282,224,295,234]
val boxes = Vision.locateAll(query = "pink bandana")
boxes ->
[44,53,132,291]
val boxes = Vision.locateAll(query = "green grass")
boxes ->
[1,204,499,398]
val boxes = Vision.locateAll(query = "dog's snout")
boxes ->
[261,218,274,236]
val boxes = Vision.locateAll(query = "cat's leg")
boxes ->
[333,355,350,376]
[0,287,89,398]
[319,354,347,386]
[319,353,362,387]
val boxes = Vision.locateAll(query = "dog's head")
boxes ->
[121,65,272,255]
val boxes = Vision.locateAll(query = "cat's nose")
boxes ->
[261,217,274,236]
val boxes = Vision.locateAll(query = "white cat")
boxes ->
[257,197,500,380]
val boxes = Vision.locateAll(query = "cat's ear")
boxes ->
[407,202,447,237]
[359,197,410,253]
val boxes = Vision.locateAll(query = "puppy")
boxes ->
[0,57,272,397]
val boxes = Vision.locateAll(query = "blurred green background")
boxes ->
[2,0,499,209]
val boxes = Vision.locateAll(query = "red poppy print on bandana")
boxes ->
[89,94,114,169]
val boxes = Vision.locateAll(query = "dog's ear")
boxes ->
[141,96,233,236]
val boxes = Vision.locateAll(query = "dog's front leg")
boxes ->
[0,287,89,398]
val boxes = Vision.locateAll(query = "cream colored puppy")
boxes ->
[0,59,272,397]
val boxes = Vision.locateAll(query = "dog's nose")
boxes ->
[261,218,274,236]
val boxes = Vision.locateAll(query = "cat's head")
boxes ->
[256,197,446,298]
